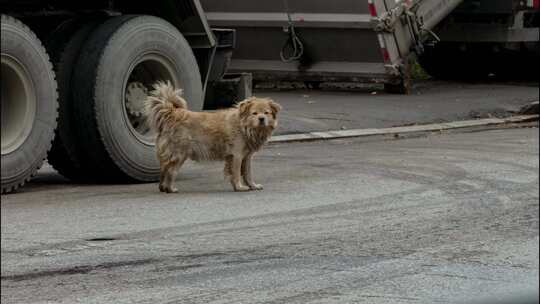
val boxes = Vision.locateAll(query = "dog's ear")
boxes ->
[268,99,282,114]
[237,98,253,117]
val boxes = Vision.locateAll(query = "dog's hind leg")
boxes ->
[159,158,170,192]
[242,153,263,190]
[160,154,187,193]
[224,155,233,179]
[159,162,173,193]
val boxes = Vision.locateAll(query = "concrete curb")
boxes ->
[270,115,539,143]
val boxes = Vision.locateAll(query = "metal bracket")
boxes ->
[384,63,402,76]
[372,3,407,33]
[373,1,443,56]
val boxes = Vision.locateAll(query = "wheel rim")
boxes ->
[1,55,36,155]
[122,53,180,146]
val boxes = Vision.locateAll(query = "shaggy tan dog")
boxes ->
[145,81,281,193]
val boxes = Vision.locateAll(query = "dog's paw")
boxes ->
[249,184,263,190]
[160,185,178,193]
[234,185,250,192]
[166,187,179,193]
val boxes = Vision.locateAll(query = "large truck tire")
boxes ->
[1,15,58,193]
[71,15,203,182]
[46,21,104,181]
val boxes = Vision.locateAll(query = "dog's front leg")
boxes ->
[242,153,263,190]
[230,155,250,192]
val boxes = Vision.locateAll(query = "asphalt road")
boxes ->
[1,127,538,304]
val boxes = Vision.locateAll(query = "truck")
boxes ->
[200,0,539,92]
[1,0,240,193]
[2,0,538,193]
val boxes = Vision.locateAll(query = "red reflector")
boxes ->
[382,48,390,62]
[368,3,377,17]
[534,0,539,8]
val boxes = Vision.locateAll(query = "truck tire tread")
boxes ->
[71,15,202,182]
[1,14,58,194]
[47,20,105,181]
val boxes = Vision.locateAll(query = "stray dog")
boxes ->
[145,81,281,193]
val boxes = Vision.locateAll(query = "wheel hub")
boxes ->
[1,55,36,155]
[125,82,148,117]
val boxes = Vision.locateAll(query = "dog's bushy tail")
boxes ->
[145,80,188,132]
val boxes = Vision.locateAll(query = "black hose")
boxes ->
[280,0,304,62]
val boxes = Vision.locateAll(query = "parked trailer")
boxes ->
[1,0,238,193]
[200,0,539,92]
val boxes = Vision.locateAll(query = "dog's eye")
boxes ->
[264,111,269,114]
[252,112,258,115]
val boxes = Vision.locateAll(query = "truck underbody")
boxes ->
[199,0,539,90]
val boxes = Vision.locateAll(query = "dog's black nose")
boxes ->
[259,117,265,123]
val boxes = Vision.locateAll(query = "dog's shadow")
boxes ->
[10,168,242,196]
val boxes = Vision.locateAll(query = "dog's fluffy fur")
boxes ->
[145,81,281,193]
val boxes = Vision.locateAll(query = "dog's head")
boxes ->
[237,97,281,130]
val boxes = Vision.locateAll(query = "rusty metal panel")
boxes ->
[231,27,382,62]
[201,0,371,14]
[200,0,392,83]
[200,0,465,86]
